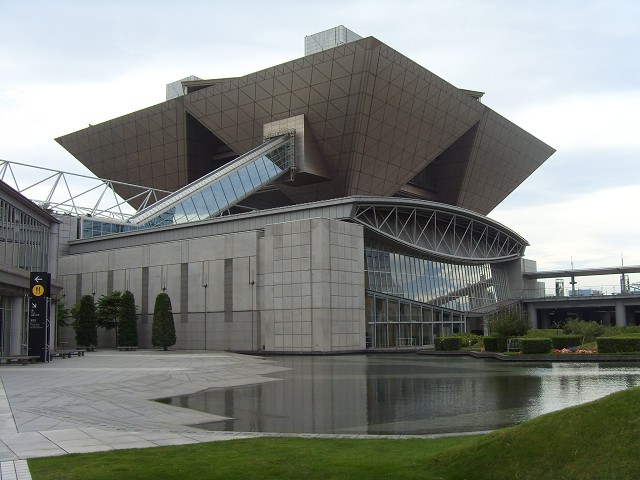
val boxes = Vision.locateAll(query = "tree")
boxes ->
[486,308,530,337]
[72,295,98,347]
[563,319,604,344]
[118,291,138,347]
[152,292,176,351]
[96,291,123,331]
[56,299,71,346]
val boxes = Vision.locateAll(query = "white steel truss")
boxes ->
[0,159,171,221]
[353,203,526,262]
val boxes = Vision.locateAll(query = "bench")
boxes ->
[117,346,137,351]
[0,356,40,365]
[52,350,85,359]
[507,338,521,352]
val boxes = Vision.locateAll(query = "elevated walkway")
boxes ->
[128,133,294,227]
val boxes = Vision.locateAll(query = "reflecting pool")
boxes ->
[158,355,640,435]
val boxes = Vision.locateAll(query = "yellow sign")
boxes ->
[32,284,45,297]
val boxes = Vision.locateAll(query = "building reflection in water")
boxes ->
[159,355,640,435]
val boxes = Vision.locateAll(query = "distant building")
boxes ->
[52,27,554,352]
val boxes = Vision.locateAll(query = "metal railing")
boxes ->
[522,283,640,300]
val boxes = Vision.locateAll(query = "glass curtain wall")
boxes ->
[0,198,50,271]
[364,243,508,348]
[365,292,465,348]
[364,244,509,311]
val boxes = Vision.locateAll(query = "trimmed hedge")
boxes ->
[484,336,508,353]
[435,337,462,351]
[551,335,582,350]
[521,338,552,354]
[597,336,640,354]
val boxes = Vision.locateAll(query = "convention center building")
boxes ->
[47,26,554,352]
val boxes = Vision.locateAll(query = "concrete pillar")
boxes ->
[615,300,627,327]
[527,303,538,329]
[9,296,23,356]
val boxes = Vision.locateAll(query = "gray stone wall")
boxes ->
[259,218,365,352]
[58,217,366,352]
[58,230,261,350]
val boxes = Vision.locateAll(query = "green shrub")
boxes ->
[551,335,582,349]
[72,295,98,348]
[435,337,462,351]
[484,336,508,353]
[603,325,640,336]
[117,290,138,347]
[486,309,530,337]
[152,292,176,351]
[597,336,640,354]
[450,333,483,347]
[521,338,552,354]
[563,320,604,343]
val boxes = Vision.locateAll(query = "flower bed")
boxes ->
[552,348,595,354]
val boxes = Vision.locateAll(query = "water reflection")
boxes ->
[158,355,640,435]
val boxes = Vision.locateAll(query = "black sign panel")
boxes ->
[29,272,51,362]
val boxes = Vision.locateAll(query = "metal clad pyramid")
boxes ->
[57,35,554,215]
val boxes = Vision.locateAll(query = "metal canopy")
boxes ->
[352,201,527,263]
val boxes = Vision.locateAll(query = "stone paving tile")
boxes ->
[11,462,31,480]
[58,445,114,455]
[0,381,16,437]
[0,444,18,463]
[0,461,22,480]
[5,447,65,460]
[0,460,31,480]
[135,431,196,442]
[102,440,158,451]
[147,437,201,447]
[39,429,97,443]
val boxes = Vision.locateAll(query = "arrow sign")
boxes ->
[30,272,50,297]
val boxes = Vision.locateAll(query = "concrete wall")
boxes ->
[259,218,366,352]
[58,217,366,353]
[58,229,261,350]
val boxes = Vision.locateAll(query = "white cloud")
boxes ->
[510,91,640,150]
[491,184,640,270]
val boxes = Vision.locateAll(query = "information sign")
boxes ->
[28,272,51,362]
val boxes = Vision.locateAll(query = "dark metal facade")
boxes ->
[56,36,554,215]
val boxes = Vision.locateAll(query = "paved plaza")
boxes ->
[0,350,468,479]
[0,351,292,479]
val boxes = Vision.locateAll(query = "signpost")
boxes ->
[29,272,51,362]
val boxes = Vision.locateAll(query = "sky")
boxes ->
[1,0,639,291]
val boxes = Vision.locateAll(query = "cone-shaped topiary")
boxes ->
[73,295,98,348]
[117,290,138,347]
[152,292,176,351]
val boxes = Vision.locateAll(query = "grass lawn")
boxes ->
[28,436,478,480]
[29,386,640,480]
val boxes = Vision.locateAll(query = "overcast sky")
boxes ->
[1,0,639,289]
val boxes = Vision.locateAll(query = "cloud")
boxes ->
[490,184,640,270]
[511,91,640,150]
